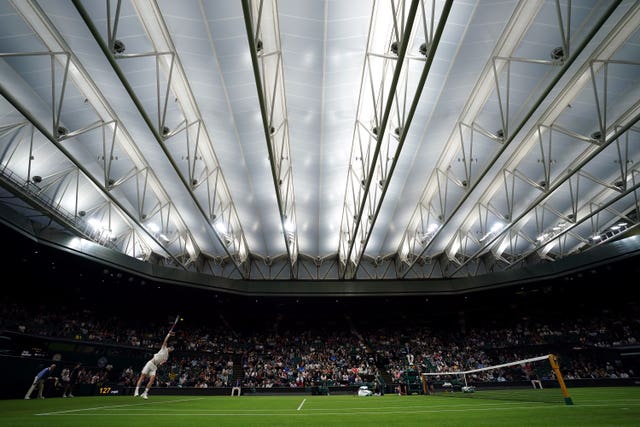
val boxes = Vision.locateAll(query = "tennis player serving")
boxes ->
[134,317,178,399]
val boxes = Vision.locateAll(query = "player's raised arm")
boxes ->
[162,330,175,348]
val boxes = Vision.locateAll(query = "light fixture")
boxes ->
[56,126,68,137]
[419,42,428,56]
[214,221,228,235]
[550,46,564,62]
[283,219,295,234]
[390,41,399,55]
[113,39,126,54]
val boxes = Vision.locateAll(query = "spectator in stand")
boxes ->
[134,330,175,399]
[66,362,82,397]
[120,365,135,386]
[25,363,56,400]
[60,365,70,397]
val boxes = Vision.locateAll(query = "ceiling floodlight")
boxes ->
[490,222,504,233]
[284,219,295,234]
[480,222,505,242]
[449,239,460,258]
[214,221,228,235]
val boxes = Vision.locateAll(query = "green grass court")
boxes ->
[2,386,638,426]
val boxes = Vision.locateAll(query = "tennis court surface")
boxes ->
[3,386,639,427]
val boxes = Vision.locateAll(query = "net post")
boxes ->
[548,354,573,405]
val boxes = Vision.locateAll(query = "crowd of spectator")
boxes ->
[1,291,638,392]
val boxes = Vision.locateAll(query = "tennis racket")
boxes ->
[169,315,180,333]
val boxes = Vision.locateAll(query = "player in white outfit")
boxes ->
[134,330,174,399]
[357,385,373,396]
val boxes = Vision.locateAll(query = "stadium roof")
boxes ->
[0,0,639,295]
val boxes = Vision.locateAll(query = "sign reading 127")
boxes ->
[98,386,120,395]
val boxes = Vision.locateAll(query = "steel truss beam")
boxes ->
[2,1,205,269]
[72,0,252,278]
[0,96,182,266]
[338,0,452,279]
[454,110,640,276]
[241,0,299,277]
[398,0,626,278]
[445,5,640,277]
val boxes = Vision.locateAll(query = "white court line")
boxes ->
[297,398,306,411]
[35,401,640,417]
[45,400,537,413]
[298,401,640,412]
[35,397,205,416]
